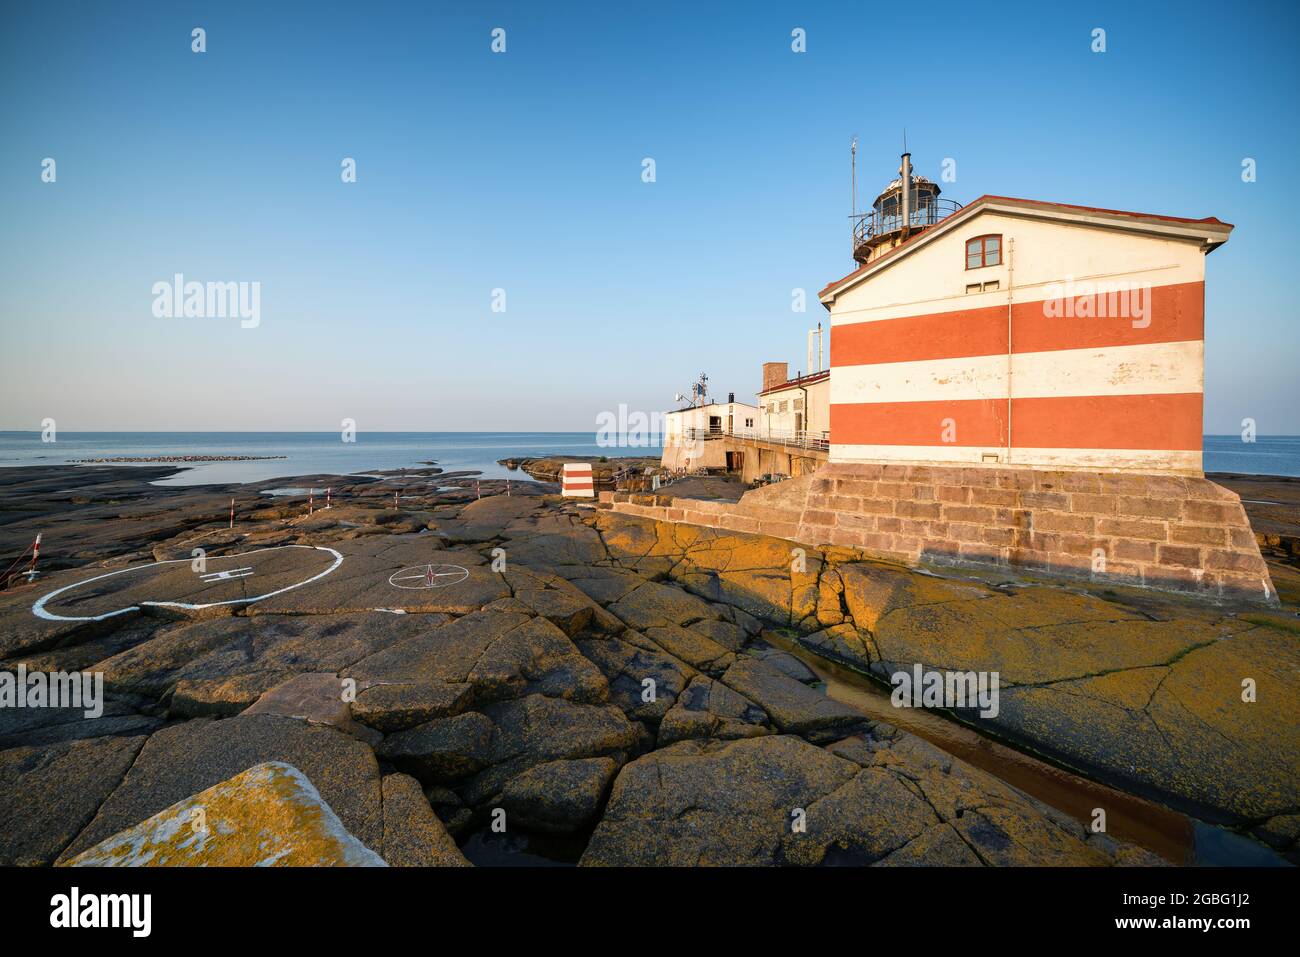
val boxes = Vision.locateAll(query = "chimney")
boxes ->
[817,322,824,372]
[900,151,912,233]
[728,392,734,404]
[762,361,788,393]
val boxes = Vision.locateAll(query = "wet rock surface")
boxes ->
[1,464,1294,865]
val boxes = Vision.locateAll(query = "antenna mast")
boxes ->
[850,136,858,218]
[850,136,858,246]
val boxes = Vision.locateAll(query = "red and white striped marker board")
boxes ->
[561,462,595,498]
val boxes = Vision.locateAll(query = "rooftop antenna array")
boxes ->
[674,372,710,409]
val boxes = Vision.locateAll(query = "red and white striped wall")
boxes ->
[819,200,1231,474]
[561,462,595,498]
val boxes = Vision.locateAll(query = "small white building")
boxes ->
[661,397,760,472]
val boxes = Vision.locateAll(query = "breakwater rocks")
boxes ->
[72,454,287,463]
[0,464,1295,866]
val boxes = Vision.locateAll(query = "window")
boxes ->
[744,417,754,428]
[965,234,1001,269]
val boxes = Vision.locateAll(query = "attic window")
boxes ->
[966,234,1001,269]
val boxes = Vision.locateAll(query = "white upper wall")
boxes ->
[825,210,1210,326]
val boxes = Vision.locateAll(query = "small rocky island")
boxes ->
[72,455,287,463]
[498,455,660,485]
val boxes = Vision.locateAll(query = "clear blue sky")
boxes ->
[2,0,1297,433]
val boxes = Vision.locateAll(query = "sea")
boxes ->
[0,432,664,486]
[0,432,1296,486]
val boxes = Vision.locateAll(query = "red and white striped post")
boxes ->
[476,480,481,500]
[393,491,398,510]
[309,490,314,516]
[326,487,332,509]
[229,498,234,529]
[29,533,41,579]
[506,478,511,497]
[561,463,595,498]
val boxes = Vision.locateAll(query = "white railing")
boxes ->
[677,426,829,452]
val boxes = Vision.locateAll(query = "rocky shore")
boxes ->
[0,464,1295,867]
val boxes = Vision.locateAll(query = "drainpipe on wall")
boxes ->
[1006,237,1014,463]
[798,383,809,443]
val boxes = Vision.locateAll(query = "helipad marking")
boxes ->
[388,563,469,590]
[200,566,254,583]
[32,545,344,622]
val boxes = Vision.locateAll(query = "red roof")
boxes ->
[818,195,1233,302]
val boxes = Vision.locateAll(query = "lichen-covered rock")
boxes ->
[657,675,770,745]
[459,694,638,806]
[668,529,822,627]
[581,735,858,865]
[62,762,385,867]
[607,580,722,631]
[748,645,820,684]
[797,622,875,672]
[993,624,1300,825]
[690,618,748,652]
[344,609,532,686]
[555,566,646,605]
[641,625,735,674]
[585,730,1126,867]
[463,615,608,704]
[347,610,605,705]
[576,635,694,722]
[720,657,864,740]
[498,757,619,833]
[376,711,495,783]
[169,671,293,718]
[511,588,594,637]
[380,773,471,867]
[95,611,438,700]
[352,680,473,732]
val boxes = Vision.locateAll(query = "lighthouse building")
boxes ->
[821,153,1229,474]
[615,150,1274,603]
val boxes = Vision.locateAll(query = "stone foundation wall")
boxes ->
[606,462,1277,604]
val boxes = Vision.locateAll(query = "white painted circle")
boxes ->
[31,545,344,622]
[388,564,469,590]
